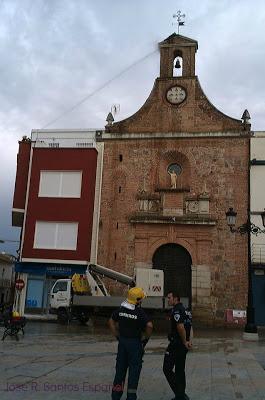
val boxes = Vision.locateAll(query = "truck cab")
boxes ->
[50,279,71,311]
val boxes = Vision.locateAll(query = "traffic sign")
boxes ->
[15,279,25,290]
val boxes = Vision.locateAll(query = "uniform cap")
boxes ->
[127,287,146,305]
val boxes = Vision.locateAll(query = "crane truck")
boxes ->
[49,263,167,324]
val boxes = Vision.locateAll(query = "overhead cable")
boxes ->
[41,48,158,129]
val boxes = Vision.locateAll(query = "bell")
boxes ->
[175,58,181,69]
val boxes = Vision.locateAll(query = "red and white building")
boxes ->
[12,130,103,315]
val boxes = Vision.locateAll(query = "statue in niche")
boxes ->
[167,163,182,189]
[169,170,177,189]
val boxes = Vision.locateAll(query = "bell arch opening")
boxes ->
[173,49,183,77]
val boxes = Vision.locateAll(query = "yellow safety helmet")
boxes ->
[127,287,146,305]
[12,311,20,317]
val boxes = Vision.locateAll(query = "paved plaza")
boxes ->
[0,321,265,400]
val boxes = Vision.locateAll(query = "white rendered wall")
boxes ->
[251,132,265,263]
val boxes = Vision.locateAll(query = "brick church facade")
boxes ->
[97,33,250,325]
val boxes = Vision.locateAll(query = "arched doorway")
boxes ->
[152,243,192,305]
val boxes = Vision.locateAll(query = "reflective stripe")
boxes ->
[127,388,137,393]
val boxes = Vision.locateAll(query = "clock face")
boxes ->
[188,201,199,213]
[166,86,186,105]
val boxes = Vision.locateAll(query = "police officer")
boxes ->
[109,287,153,400]
[163,291,193,400]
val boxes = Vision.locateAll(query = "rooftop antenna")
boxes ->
[111,104,120,117]
[173,10,185,34]
[106,104,121,127]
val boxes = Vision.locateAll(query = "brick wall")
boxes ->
[97,137,249,325]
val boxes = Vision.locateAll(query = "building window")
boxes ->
[39,171,82,198]
[52,281,68,293]
[34,222,78,250]
[167,163,182,176]
[119,154,123,162]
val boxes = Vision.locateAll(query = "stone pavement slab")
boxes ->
[0,323,264,400]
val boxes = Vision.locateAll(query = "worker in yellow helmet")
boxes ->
[127,287,146,305]
[109,287,153,400]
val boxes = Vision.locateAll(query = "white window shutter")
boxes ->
[34,222,56,249]
[39,171,82,198]
[56,223,78,250]
[34,222,78,250]
[61,172,82,198]
[39,172,61,197]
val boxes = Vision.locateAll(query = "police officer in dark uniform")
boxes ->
[163,291,193,400]
[109,287,153,400]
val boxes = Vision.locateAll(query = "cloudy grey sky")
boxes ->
[1,0,265,256]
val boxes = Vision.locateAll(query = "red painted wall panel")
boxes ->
[21,148,98,262]
[12,140,31,211]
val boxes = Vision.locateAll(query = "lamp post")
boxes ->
[0,239,21,313]
[225,207,265,339]
[0,239,20,258]
[0,239,20,243]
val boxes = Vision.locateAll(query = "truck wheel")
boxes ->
[78,312,90,325]
[57,308,70,324]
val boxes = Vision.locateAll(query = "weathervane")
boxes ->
[173,10,185,34]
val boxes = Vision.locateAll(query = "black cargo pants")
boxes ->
[112,336,143,400]
[163,340,188,399]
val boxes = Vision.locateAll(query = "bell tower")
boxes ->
[106,32,246,134]
[159,33,198,78]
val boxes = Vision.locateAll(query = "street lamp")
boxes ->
[225,207,265,338]
[0,239,20,261]
[225,208,265,235]
[0,239,20,243]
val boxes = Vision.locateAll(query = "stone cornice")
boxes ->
[129,214,216,226]
[97,131,250,141]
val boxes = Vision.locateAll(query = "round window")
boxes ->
[167,163,182,176]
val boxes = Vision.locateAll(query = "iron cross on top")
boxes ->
[173,10,185,34]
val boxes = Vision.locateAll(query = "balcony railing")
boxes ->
[251,244,265,264]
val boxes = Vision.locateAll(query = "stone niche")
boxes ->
[156,150,191,190]
[153,150,192,216]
